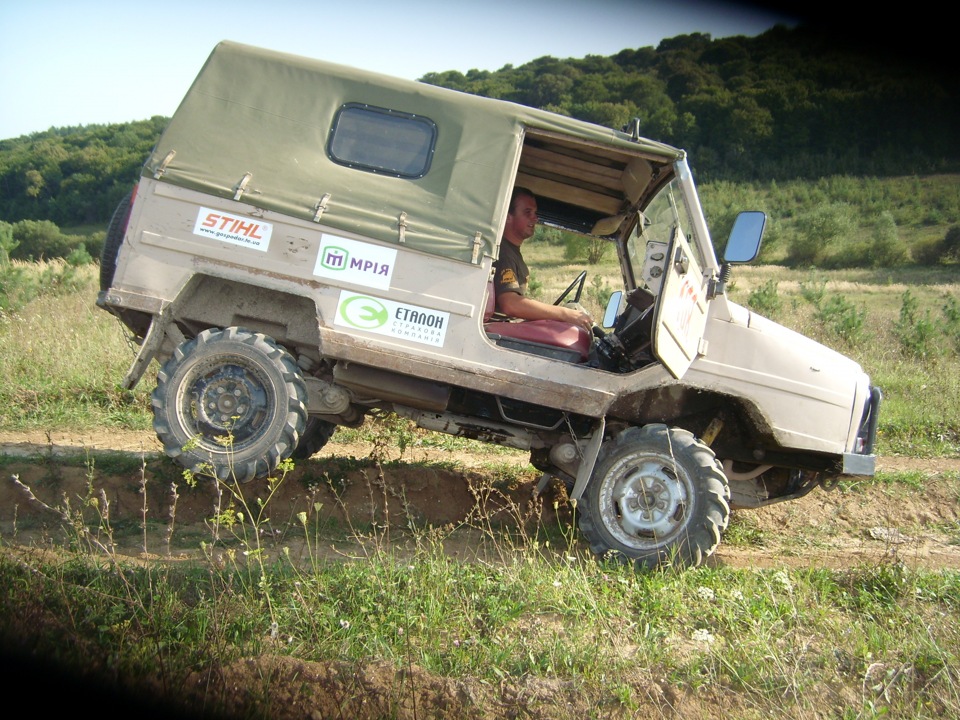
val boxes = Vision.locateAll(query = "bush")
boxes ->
[588,275,614,313]
[563,234,611,264]
[798,272,827,308]
[868,211,908,268]
[944,225,960,261]
[895,289,937,358]
[66,246,94,266]
[786,204,854,267]
[816,294,866,346]
[0,222,16,263]
[911,236,946,266]
[944,294,960,354]
[533,226,565,246]
[747,279,781,316]
[10,220,74,261]
[83,230,107,262]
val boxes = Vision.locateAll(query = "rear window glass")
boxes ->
[328,104,437,178]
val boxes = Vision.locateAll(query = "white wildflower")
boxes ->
[773,570,793,593]
[692,628,715,645]
[696,586,715,601]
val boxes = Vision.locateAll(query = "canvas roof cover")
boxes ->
[144,41,685,263]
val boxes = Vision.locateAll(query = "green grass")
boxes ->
[1,523,958,718]
[1,256,959,717]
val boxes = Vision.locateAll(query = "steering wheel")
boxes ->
[553,270,587,306]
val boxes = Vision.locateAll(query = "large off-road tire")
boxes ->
[152,327,308,483]
[99,191,133,291]
[578,424,730,569]
[292,417,337,459]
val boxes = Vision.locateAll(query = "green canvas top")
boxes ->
[144,41,685,263]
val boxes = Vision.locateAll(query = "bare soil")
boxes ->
[2,429,960,719]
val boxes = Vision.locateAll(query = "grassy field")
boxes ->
[1,253,959,718]
[1,256,959,454]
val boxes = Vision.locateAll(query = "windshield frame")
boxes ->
[621,158,717,293]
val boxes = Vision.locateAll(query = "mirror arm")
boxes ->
[708,262,733,299]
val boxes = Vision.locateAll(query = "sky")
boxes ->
[0,0,799,141]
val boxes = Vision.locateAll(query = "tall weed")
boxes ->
[747,279,782,317]
[895,289,938,359]
[816,295,867,346]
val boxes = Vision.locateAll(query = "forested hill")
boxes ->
[1,22,958,230]
[421,24,959,182]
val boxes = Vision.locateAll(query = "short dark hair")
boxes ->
[509,186,535,214]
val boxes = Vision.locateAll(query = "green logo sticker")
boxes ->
[320,245,349,271]
[339,295,389,329]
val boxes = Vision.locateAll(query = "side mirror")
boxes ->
[602,291,623,329]
[723,211,766,264]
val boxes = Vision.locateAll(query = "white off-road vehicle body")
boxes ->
[98,41,880,568]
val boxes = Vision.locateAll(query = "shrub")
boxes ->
[66,246,94,266]
[563,234,611,264]
[10,219,73,261]
[944,225,960,261]
[747,279,781,317]
[895,289,937,358]
[533,226,565,246]
[588,275,614,313]
[786,203,854,267]
[83,230,107,262]
[911,236,945,266]
[798,272,827,308]
[868,211,909,268]
[944,294,960,354]
[816,294,866,346]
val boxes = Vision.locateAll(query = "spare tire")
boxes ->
[100,190,134,291]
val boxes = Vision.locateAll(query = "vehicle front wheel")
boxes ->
[152,327,308,482]
[578,424,730,569]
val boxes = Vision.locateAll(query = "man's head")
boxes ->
[504,187,538,246]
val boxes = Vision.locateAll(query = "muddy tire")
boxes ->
[292,417,337,459]
[578,424,730,569]
[100,191,133,291]
[152,327,308,483]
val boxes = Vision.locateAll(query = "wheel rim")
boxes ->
[600,455,692,549]
[179,358,274,450]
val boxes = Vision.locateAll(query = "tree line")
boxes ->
[1,23,957,233]
[422,24,959,182]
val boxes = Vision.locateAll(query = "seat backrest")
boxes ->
[484,281,496,322]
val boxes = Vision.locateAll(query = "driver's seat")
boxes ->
[483,284,592,362]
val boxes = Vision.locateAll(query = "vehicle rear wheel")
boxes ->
[578,424,729,569]
[152,327,307,482]
[292,417,337,459]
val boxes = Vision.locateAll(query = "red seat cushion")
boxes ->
[485,319,592,362]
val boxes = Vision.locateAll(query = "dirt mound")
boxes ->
[2,429,959,571]
[3,430,960,719]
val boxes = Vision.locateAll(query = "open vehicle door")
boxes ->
[651,221,709,380]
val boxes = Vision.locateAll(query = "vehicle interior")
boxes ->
[482,128,673,365]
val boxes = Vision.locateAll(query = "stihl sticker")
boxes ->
[193,208,272,252]
[335,291,448,347]
[314,234,396,290]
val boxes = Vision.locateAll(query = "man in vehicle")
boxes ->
[493,187,595,333]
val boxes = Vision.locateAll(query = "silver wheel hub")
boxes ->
[607,458,689,543]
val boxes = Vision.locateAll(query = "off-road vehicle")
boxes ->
[98,41,881,568]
